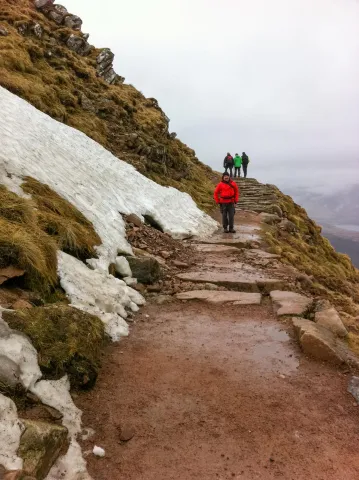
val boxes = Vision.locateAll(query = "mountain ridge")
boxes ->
[0,0,218,210]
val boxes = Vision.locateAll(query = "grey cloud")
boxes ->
[63,0,359,191]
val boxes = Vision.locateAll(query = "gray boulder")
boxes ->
[64,14,83,30]
[34,0,54,9]
[279,218,297,233]
[66,34,84,53]
[127,257,162,285]
[259,212,281,224]
[48,5,68,24]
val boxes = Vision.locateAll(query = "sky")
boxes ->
[63,0,359,192]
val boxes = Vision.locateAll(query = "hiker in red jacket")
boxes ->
[214,172,239,233]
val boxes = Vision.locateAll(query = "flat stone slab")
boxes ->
[193,244,240,254]
[292,317,357,366]
[176,291,262,305]
[270,290,312,316]
[196,232,260,249]
[243,249,280,260]
[177,271,284,293]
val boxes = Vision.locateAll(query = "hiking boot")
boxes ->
[229,229,236,233]
[223,228,229,233]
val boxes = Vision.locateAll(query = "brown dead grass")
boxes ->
[22,177,101,260]
[0,185,58,292]
[0,216,58,293]
[0,180,100,293]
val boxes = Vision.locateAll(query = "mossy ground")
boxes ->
[3,305,106,389]
[0,0,217,211]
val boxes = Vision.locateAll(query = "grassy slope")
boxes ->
[265,187,359,315]
[0,0,217,211]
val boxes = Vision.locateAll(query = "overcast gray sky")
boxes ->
[64,0,359,191]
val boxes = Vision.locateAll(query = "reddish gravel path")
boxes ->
[77,215,359,480]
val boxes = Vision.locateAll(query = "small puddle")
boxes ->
[169,316,299,378]
[238,321,299,375]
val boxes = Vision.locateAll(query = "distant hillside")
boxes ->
[288,184,359,226]
[0,0,218,210]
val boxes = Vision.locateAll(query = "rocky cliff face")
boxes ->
[0,0,217,210]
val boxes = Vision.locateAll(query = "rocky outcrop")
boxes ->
[32,1,121,84]
[35,2,82,30]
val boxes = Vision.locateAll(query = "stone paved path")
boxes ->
[77,211,359,480]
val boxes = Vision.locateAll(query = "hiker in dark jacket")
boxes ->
[223,152,234,178]
[241,152,250,178]
[214,172,240,233]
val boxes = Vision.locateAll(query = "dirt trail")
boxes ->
[77,213,359,480]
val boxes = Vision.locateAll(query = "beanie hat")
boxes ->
[222,172,230,180]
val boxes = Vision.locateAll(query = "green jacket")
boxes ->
[234,155,242,167]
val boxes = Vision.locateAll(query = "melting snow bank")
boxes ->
[58,252,145,340]
[0,394,23,471]
[0,313,92,478]
[0,86,217,272]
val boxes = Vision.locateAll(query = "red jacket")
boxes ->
[214,180,239,204]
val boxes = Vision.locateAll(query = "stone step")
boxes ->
[176,290,262,304]
[193,244,241,254]
[176,271,284,293]
[270,290,313,316]
[196,230,260,249]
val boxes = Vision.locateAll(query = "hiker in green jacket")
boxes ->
[234,153,242,178]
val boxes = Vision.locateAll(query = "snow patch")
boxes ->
[47,439,92,480]
[0,332,42,390]
[58,252,145,341]
[115,256,132,277]
[0,394,24,471]
[31,376,82,436]
[0,86,217,274]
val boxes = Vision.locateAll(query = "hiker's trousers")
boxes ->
[225,165,233,178]
[221,203,235,230]
[234,167,241,177]
[243,164,248,178]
